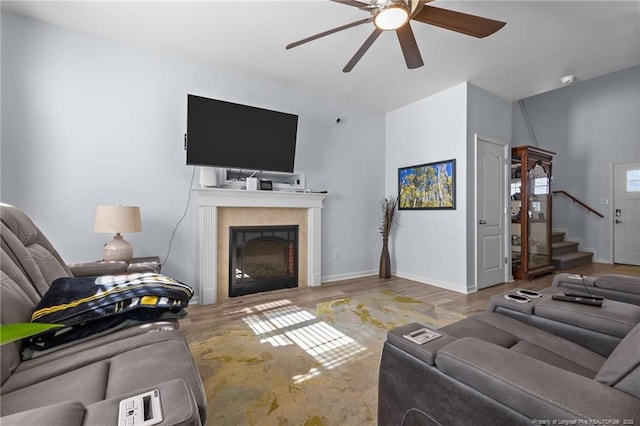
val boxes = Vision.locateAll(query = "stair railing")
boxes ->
[552,190,604,218]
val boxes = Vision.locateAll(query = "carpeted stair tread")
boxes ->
[552,251,593,270]
[552,241,579,256]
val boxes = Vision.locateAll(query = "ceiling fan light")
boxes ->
[374,4,409,31]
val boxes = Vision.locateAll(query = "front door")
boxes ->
[613,161,640,265]
[477,136,508,289]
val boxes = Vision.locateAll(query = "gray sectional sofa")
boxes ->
[379,284,640,425]
[1,204,206,425]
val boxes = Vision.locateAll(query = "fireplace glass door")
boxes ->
[230,225,298,297]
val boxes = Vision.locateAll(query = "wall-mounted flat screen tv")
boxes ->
[186,94,298,173]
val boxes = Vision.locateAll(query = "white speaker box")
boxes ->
[199,167,218,187]
[246,177,258,191]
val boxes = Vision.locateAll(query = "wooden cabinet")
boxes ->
[511,146,555,280]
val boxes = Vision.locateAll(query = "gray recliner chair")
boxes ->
[1,204,206,425]
[379,307,640,425]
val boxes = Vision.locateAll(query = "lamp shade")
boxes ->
[94,205,142,234]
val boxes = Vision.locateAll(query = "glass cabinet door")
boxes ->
[526,162,551,269]
[510,161,523,271]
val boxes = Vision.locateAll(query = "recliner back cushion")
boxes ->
[1,271,36,385]
[0,248,40,306]
[595,323,640,398]
[595,274,640,294]
[0,204,71,295]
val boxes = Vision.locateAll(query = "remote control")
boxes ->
[552,294,603,307]
[564,292,604,301]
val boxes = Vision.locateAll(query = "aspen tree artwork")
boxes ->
[398,159,456,210]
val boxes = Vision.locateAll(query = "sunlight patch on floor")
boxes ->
[241,299,370,383]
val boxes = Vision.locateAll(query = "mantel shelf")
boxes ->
[194,188,326,208]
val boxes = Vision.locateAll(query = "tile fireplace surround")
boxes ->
[195,188,327,304]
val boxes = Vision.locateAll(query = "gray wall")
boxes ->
[384,82,511,293]
[385,83,469,292]
[0,12,386,299]
[512,65,640,262]
[466,84,512,290]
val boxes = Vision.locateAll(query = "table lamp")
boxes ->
[93,205,142,261]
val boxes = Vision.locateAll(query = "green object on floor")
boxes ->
[0,323,63,346]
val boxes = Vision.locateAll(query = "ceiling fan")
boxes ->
[286,0,506,73]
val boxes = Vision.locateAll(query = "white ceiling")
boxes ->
[3,1,639,112]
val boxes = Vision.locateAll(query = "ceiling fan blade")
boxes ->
[412,5,506,38]
[330,0,370,8]
[286,18,372,50]
[396,23,424,69]
[343,28,383,73]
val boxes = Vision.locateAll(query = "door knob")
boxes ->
[615,219,625,224]
[479,220,487,225]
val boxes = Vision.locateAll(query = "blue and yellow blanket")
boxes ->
[26,273,193,352]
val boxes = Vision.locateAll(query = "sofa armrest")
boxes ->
[84,379,201,426]
[386,322,457,365]
[436,337,640,422]
[68,261,128,277]
[1,401,85,426]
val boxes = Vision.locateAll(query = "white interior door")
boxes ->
[477,137,507,289]
[613,161,640,265]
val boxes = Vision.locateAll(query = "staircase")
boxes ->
[551,231,593,270]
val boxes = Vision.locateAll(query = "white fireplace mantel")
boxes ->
[195,188,326,304]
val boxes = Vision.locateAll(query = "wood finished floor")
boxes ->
[180,263,640,334]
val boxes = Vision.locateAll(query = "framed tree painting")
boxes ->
[398,159,456,210]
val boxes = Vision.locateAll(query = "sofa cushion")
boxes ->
[434,337,640,422]
[595,274,640,294]
[0,361,109,416]
[595,322,640,397]
[441,312,606,377]
[6,330,185,390]
[1,337,206,420]
[0,401,85,426]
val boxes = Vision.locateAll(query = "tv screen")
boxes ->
[186,94,298,173]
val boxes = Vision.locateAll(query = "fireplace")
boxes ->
[229,225,298,297]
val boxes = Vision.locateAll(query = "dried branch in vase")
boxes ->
[379,196,398,239]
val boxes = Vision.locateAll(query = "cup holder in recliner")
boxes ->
[503,289,542,304]
[516,289,542,299]
[503,294,531,303]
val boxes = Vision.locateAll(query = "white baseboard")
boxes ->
[392,271,469,294]
[322,269,377,283]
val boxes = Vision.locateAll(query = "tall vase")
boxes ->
[379,237,391,279]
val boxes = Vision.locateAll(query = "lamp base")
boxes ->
[103,234,133,262]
